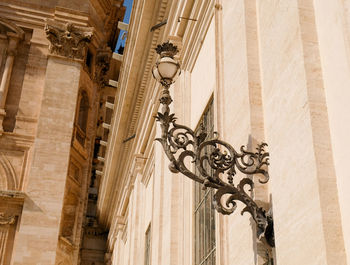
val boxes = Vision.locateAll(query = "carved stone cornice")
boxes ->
[94,46,112,87]
[0,17,25,40]
[44,19,93,60]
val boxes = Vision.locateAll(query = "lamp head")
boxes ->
[152,41,181,86]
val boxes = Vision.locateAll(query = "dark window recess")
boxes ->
[76,91,89,147]
[85,49,93,73]
[78,91,89,133]
[105,108,113,125]
[107,96,115,104]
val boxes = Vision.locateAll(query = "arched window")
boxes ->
[77,90,89,133]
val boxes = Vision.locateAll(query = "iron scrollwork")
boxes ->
[153,41,274,248]
[155,85,274,248]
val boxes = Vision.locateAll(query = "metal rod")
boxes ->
[122,134,136,143]
[178,17,198,22]
[150,19,168,32]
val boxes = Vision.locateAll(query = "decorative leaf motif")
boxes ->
[45,19,92,59]
[155,112,176,124]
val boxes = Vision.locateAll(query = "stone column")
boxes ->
[12,19,92,265]
[0,33,20,132]
[0,226,9,265]
[0,214,16,265]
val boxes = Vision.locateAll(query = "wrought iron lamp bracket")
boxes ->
[153,42,275,248]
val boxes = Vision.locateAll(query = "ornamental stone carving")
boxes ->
[44,19,93,60]
[94,46,112,87]
[0,213,15,225]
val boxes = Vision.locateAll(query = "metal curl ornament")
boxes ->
[153,42,275,248]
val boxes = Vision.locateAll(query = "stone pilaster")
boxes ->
[12,21,93,265]
[0,197,22,265]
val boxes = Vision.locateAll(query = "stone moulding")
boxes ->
[0,17,25,40]
[0,152,18,190]
[0,190,25,201]
[44,19,93,60]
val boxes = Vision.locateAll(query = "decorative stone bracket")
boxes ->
[94,46,112,87]
[0,213,15,225]
[44,19,93,60]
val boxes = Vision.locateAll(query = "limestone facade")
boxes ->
[98,0,350,265]
[0,0,125,264]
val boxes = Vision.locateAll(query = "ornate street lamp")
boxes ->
[152,41,275,248]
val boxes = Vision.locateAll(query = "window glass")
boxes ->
[194,99,215,265]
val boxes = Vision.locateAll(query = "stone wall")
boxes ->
[100,0,349,265]
[0,1,125,264]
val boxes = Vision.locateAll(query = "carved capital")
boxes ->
[94,46,112,87]
[44,19,93,60]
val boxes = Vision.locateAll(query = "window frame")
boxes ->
[144,223,152,265]
[193,97,216,265]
